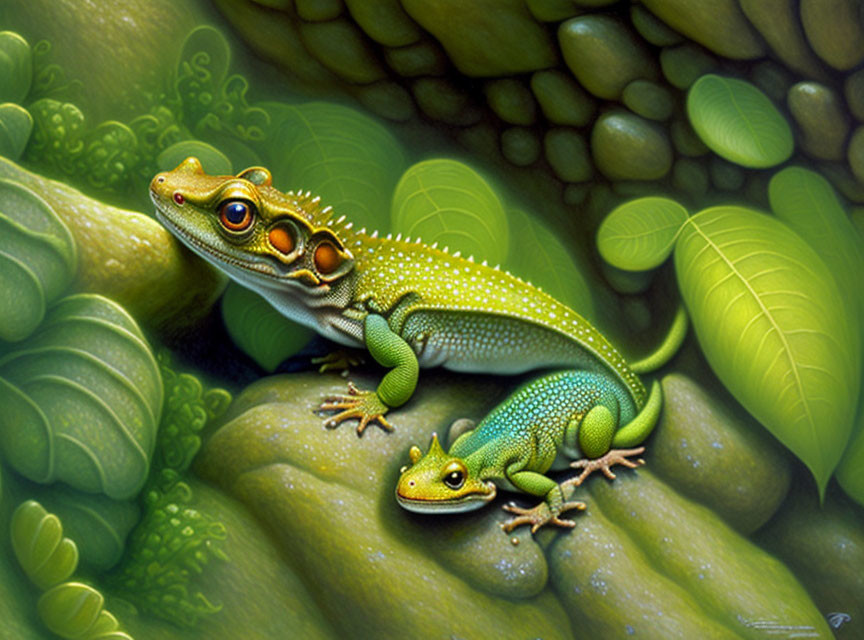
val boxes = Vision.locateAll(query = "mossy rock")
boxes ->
[196,371,830,639]
[591,111,673,181]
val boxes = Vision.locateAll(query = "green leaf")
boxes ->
[505,209,593,319]
[11,500,79,590]
[157,139,232,176]
[391,158,510,266]
[673,206,860,496]
[687,74,793,168]
[0,31,32,103]
[264,101,404,233]
[0,103,33,160]
[38,582,104,639]
[768,167,864,323]
[221,283,314,372]
[0,178,76,341]
[596,196,688,271]
[0,294,162,499]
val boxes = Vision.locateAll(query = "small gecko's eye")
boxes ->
[314,241,342,274]
[443,469,465,490]
[219,200,254,232]
[173,192,184,204]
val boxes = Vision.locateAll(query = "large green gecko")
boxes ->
[150,158,685,436]
[397,370,661,533]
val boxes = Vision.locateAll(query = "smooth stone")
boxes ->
[500,127,541,166]
[544,128,593,183]
[591,112,673,181]
[385,39,448,77]
[412,77,482,125]
[750,60,794,103]
[659,43,715,90]
[800,0,864,70]
[298,19,386,84]
[401,0,557,76]
[819,162,864,204]
[344,0,422,47]
[601,263,654,295]
[671,157,709,198]
[670,119,709,157]
[530,70,596,127]
[484,78,537,126]
[639,0,765,59]
[457,122,501,160]
[295,0,343,21]
[356,81,416,122]
[630,4,683,46]
[621,79,674,121]
[563,183,590,206]
[847,126,864,183]
[525,0,583,22]
[739,0,826,78]
[844,69,864,122]
[756,487,864,639]
[559,15,657,100]
[709,157,744,191]
[787,82,849,161]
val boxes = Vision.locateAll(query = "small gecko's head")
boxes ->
[150,158,355,298]
[396,433,496,514]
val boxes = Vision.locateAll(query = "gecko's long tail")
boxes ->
[628,304,689,375]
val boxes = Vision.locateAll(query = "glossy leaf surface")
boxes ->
[221,283,314,372]
[674,206,859,495]
[11,500,78,591]
[0,102,33,160]
[687,74,793,168]
[597,196,688,271]
[391,158,509,265]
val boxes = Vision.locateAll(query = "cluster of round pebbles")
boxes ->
[213,0,864,210]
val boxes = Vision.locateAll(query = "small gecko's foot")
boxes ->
[319,382,393,435]
[565,447,646,487]
[312,350,364,375]
[500,500,587,534]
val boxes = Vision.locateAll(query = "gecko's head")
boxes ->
[150,158,355,298]
[396,433,496,514]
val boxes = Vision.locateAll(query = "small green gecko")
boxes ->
[397,370,662,533]
[150,159,686,435]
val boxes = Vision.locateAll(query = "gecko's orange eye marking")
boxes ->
[268,226,295,254]
[314,241,341,274]
[219,200,254,232]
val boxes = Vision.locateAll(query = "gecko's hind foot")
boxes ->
[312,350,364,375]
[565,447,646,487]
[500,500,586,534]
[319,381,394,435]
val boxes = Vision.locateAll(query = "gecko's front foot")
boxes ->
[320,382,393,435]
[565,447,646,487]
[500,500,586,534]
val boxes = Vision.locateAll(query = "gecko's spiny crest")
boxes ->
[149,157,354,289]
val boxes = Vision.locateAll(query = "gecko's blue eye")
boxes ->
[219,200,254,232]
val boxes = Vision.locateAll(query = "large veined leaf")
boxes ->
[0,294,162,500]
[674,206,860,495]
[264,101,405,233]
[0,179,76,341]
[391,158,510,266]
[596,196,689,271]
[687,75,794,168]
[156,139,232,176]
[506,209,594,320]
[221,283,314,372]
